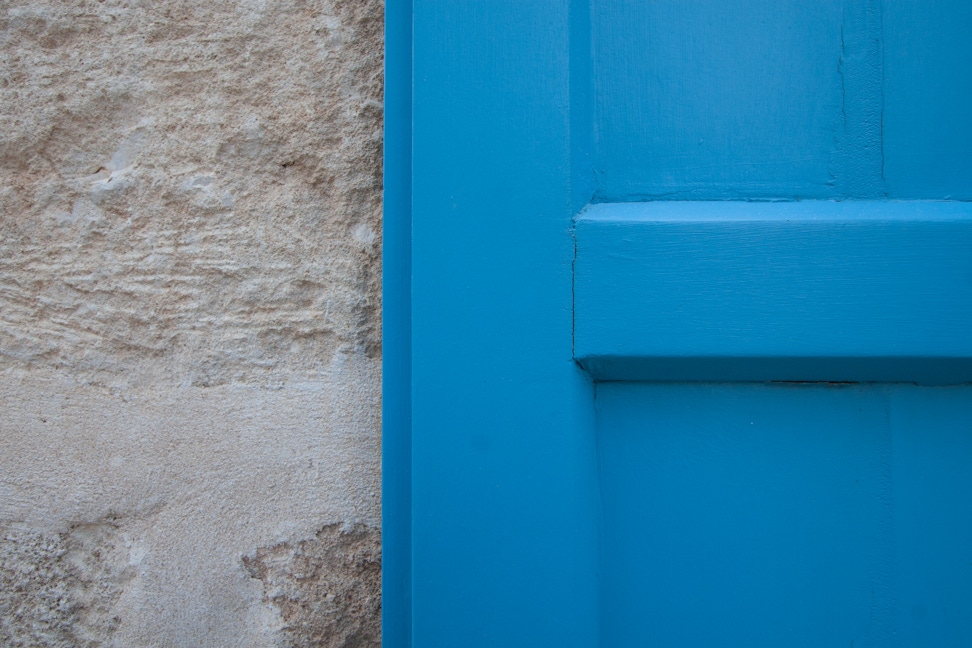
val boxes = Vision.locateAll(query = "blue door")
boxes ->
[384,2,972,646]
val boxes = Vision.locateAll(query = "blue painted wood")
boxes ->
[381,0,411,645]
[409,2,598,646]
[598,382,972,647]
[575,201,972,383]
[592,0,884,201]
[884,1,972,199]
[891,387,972,645]
[591,0,972,202]
[395,1,972,645]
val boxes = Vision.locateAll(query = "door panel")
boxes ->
[593,0,972,201]
[598,383,894,647]
[892,387,972,645]
[588,2,972,645]
[883,1,972,198]
[598,382,972,647]
[593,0,881,200]
[395,1,972,645]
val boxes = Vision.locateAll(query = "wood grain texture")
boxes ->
[575,201,972,383]
[591,0,972,202]
[598,382,972,647]
[397,2,972,645]
[381,0,411,645]
[883,0,972,199]
[409,2,598,646]
[593,0,865,200]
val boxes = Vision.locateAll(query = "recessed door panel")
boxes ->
[598,382,972,647]
[891,387,972,645]
[592,0,876,200]
[593,0,972,201]
[883,1,972,198]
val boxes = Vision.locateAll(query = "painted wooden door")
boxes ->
[384,2,972,647]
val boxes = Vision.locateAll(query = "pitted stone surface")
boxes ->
[0,1,383,645]
[0,0,382,389]
[0,521,128,647]
[245,524,381,648]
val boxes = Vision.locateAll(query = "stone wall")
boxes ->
[0,1,383,645]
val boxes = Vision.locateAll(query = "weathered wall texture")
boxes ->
[0,1,383,645]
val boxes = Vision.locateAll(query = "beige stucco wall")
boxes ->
[0,1,383,645]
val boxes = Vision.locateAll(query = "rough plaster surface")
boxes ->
[0,0,383,645]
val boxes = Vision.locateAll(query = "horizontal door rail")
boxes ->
[574,201,972,384]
